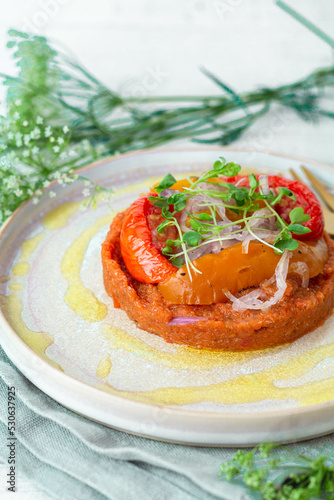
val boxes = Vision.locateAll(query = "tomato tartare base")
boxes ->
[101,211,334,351]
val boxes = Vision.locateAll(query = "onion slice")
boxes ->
[289,261,309,288]
[225,249,291,311]
[259,174,270,195]
[168,316,207,325]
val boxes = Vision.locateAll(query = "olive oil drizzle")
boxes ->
[3,180,334,409]
[61,214,113,322]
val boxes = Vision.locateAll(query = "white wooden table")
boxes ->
[0,0,334,498]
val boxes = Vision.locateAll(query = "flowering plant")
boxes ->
[1,28,334,225]
[0,31,110,224]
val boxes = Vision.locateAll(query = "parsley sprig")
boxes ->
[219,443,334,500]
[149,157,311,274]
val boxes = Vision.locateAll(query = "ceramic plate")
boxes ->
[1,147,334,447]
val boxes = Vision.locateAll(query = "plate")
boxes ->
[1,146,334,447]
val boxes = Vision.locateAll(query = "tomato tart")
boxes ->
[101,158,334,351]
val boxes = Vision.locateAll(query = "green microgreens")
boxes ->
[154,173,177,194]
[219,443,334,500]
[149,157,311,276]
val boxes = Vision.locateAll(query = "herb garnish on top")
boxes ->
[148,158,311,277]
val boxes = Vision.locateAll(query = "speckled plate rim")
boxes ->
[1,145,334,446]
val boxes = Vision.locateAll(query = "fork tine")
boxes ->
[289,168,334,234]
[301,166,334,211]
[289,168,303,183]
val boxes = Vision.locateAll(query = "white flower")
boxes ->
[53,171,61,179]
[4,209,12,217]
[49,191,56,198]
[15,132,22,147]
[45,126,52,137]
[82,188,90,197]
[7,151,16,161]
[30,127,41,139]
[6,176,19,189]
[43,180,51,188]
[0,155,11,168]
[24,135,31,146]
[31,146,39,155]
[22,150,30,157]
[23,121,29,127]
[68,150,77,158]
[32,197,39,205]
[50,137,55,143]
[81,139,90,151]
[62,175,72,184]
[53,145,60,153]
[36,116,44,125]
[59,152,67,160]
[7,132,14,140]
[14,189,23,197]
[14,99,22,106]
[96,144,106,155]
[83,179,91,186]
[13,112,20,120]
[63,125,69,134]
[57,137,64,145]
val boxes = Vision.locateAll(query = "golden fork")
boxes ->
[289,166,334,236]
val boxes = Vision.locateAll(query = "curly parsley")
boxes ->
[219,443,334,500]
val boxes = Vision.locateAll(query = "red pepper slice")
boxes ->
[120,194,176,283]
[221,174,324,240]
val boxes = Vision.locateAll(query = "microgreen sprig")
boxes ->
[149,158,311,274]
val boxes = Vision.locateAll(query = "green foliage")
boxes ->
[183,231,202,246]
[154,173,177,194]
[289,207,311,224]
[219,444,334,500]
[0,31,110,223]
[1,30,334,223]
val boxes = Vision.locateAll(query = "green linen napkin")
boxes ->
[0,344,333,500]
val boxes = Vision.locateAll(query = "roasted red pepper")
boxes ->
[222,174,324,240]
[120,194,176,283]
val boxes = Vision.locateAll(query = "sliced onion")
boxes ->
[197,182,227,192]
[289,261,309,287]
[179,194,209,232]
[160,188,178,198]
[259,174,270,195]
[241,233,253,254]
[187,244,212,261]
[226,250,291,311]
[179,193,232,233]
[241,208,278,254]
[177,191,279,261]
[168,316,207,325]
